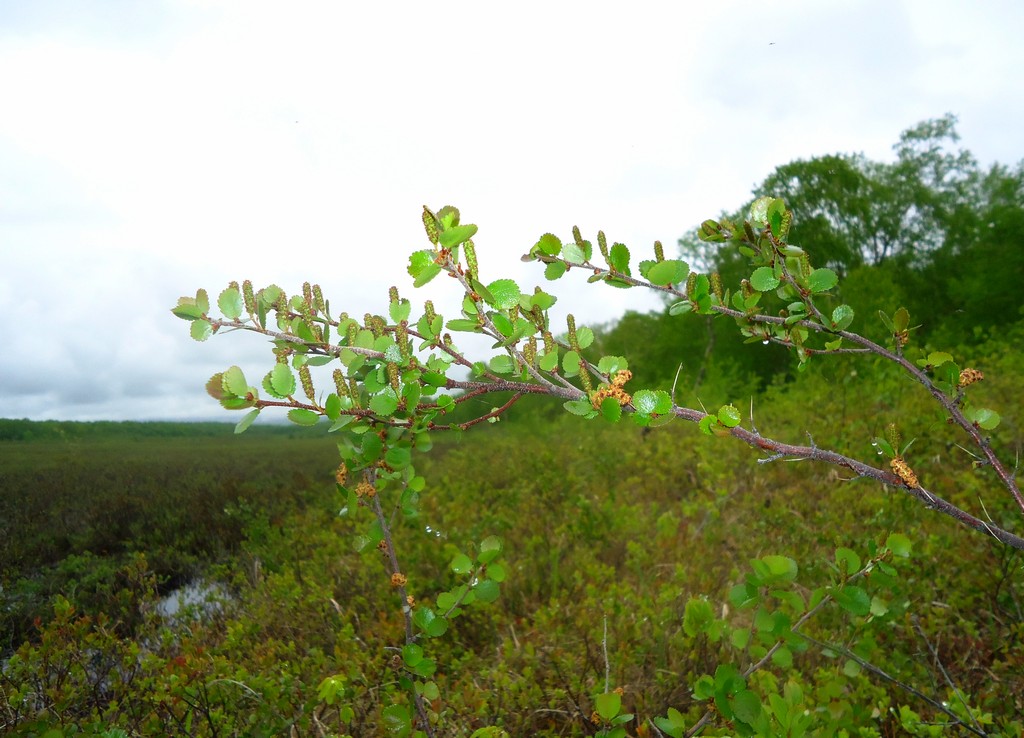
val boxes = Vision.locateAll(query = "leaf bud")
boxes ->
[299,364,315,402]
[740,278,754,299]
[242,280,256,315]
[422,206,439,245]
[654,240,665,262]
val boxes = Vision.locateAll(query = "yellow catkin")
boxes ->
[890,457,919,488]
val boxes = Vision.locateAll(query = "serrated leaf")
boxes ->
[749,196,774,226]
[536,232,562,256]
[287,408,320,426]
[270,363,296,397]
[234,408,260,434]
[597,355,627,374]
[445,318,481,332]
[474,578,500,603]
[669,300,693,316]
[478,535,502,563]
[222,366,248,397]
[808,268,838,293]
[218,287,243,319]
[609,243,630,273]
[544,261,567,280]
[563,399,596,417]
[575,326,594,349]
[190,319,213,341]
[489,355,515,374]
[369,389,399,416]
[562,350,581,377]
[381,704,411,737]
[831,304,855,330]
[835,547,861,575]
[750,267,779,292]
[485,279,521,310]
[389,299,411,323]
[438,223,477,248]
[563,241,587,262]
[718,404,741,428]
[833,584,871,616]
[408,250,442,287]
[647,259,688,286]
[600,396,622,422]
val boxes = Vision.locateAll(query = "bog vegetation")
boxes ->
[2,116,1022,736]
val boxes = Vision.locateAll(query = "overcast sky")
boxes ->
[2,0,1022,422]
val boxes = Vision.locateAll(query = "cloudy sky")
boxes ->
[2,0,1022,422]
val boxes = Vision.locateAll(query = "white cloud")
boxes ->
[1,0,1022,420]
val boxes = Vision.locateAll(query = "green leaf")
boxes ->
[445,318,481,332]
[698,414,718,436]
[234,408,260,434]
[380,704,411,737]
[927,351,954,367]
[408,250,442,287]
[544,261,567,280]
[190,320,213,341]
[633,389,672,416]
[576,326,595,349]
[808,268,838,293]
[718,404,741,428]
[369,389,399,416]
[450,553,473,574]
[754,555,798,584]
[287,408,320,426]
[218,287,243,319]
[646,259,688,286]
[885,532,912,558]
[749,196,774,226]
[600,396,622,423]
[563,241,588,262]
[835,547,861,575]
[596,692,621,721]
[478,535,503,564]
[485,279,521,310]
[669,300,693,316]
[474,578,500,603]
[683,596,715,637]
[222,366,248,397]
[597,355,628,374]
[562,350,581,377]
[972,408,1001,430]
[171,296,205,321]
[489,355,515,374]
[731,690,763,723]
[270,363,296,397]
[893,307,910,333]
[609,243,630,273]
[385,446,411,470]
[831,304,855,330]
[389,299,411,323]
[833,584,871,616]
[536,232,562,256]
[750,267,779,292]
[438,223,477,248]
[563,399,597,417]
